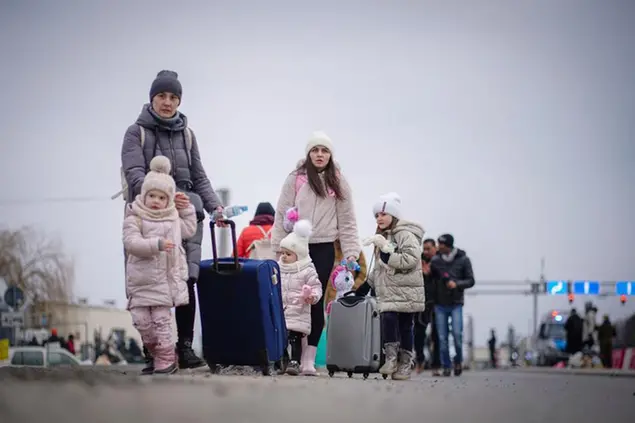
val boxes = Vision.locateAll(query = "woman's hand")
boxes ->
[214,206,228,227]
[174,192,190,210]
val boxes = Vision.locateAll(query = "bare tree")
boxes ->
[0,226,74,305]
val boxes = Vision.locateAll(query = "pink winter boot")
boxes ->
[300,336,308,364]
[300,338,318,376]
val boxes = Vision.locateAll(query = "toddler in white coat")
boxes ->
[278,220,323,375]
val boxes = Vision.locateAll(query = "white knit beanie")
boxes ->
[372,192,402,219]
[280,220,313,260]
[141,156,176,203]
[305,131,334,155]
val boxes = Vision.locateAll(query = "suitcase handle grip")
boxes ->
[210,219,240,272]
[338,292,366,307]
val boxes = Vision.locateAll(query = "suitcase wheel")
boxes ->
[208,364,219,374]
[347,371,353,378]
[382,374,388,379]
[362,372,369,380]
[328,370,335,378]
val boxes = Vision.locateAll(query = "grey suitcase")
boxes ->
[326,292,385,379]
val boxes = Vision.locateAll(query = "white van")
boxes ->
[1,346,86,368]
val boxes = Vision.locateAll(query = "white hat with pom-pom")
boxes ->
[140,156,176,203]
[280,219,313,260]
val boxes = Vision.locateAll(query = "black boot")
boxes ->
[453,363,463,376]
[177,339,206,369]
[141,346,154,375]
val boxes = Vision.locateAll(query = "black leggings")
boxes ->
[382,311,414,351]
[414,309,440,367]
[175,278,197,343]
[307,242,336,346]
[287,331,303,362]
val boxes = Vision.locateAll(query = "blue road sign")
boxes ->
[573,280,600,295]
[615,281,635,296]
[547,280,567,295]
[3,286,25,309]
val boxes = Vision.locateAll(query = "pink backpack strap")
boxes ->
[295,173,307,195]
[295,171,339,197]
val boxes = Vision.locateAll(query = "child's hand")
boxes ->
[162,239,176,251]
[304,296,314,304]
[363,234,388,249]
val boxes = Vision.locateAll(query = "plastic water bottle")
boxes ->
[224,205,248,218]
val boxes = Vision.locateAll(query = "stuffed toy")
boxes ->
[283,207,299,232]
[325,260,356,314]
[301,284,313,301]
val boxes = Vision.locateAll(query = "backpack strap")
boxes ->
[184,127,193,166]
[138,125,192,167]
[257,226,272,238]
[295,173,307,195]
[138,125,146,148]
[248,226,272,254]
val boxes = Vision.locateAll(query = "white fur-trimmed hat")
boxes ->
[305,131,334,156]
[372,192,402,219]
[141,156,176,203]
[280,220,313,260]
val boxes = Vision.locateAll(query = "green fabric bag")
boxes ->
[315,322,328,368]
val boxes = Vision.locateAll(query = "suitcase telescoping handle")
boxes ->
[209,219,240,272]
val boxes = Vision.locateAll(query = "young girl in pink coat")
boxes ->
[123,156,197,375]
[278,220,323,375]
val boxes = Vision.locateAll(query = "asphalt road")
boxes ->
[0,367,632,423]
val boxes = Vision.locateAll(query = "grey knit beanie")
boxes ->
[149,70,182,101]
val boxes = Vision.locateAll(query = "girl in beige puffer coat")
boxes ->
[123,156,197,375]
[278,220,323,376]
[360,192,425,381]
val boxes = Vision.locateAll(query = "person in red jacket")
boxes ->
[236,202,276,258]
[65,334,76,355]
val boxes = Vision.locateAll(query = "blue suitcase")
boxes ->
[196,219,287,375]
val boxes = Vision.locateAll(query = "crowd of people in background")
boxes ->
[564,304,616,368]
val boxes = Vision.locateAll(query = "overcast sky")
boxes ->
[1,0,634,345]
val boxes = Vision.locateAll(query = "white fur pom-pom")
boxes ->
[293,219,313,238]
[149,156,171,174]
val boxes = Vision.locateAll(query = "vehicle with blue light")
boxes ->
[534,310,569,366]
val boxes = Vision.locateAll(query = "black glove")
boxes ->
[355,281,371,297]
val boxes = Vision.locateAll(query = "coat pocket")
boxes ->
[127,255,159,287]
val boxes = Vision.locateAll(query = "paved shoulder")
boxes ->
[0,368,632,423]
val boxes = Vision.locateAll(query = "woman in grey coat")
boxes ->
[121,70,223,372]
